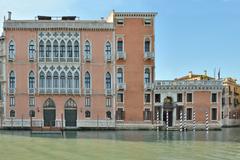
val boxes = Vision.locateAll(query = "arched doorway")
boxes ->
[43,98,56,127]
[64,98,77,127]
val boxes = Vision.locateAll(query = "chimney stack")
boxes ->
[8,11,12,20]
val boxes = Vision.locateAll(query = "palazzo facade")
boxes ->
[0,11,156,128]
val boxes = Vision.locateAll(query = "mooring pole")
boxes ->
[205,111,209,132]
[184,112,187,131]
[166,111,169,131]
[180,111,183,132]
[193,111,196,132]
[156,111,159,131]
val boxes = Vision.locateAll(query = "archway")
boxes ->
[163,96,174,127]
[64,98,77,127]
[43,98,56,127]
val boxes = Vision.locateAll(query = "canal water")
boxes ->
[0,128,239,160]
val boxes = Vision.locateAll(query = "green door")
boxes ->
[44,109,56,127]
[65,109,77,127]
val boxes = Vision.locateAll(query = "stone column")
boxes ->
[161,106,164,125]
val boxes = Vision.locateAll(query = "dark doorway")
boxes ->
[43,98,56,127]
[64,98,77,127]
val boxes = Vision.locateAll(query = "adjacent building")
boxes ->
[154,72,223,130]
[1,11,157,129]
[222,78,240,126]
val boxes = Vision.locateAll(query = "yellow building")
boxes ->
[222,78,240,126]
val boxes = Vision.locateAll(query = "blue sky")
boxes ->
[0,0,240,80]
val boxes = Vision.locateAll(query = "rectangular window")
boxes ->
[116,108,124,120]
[10,97,15,107]
[144,108,151,120]
[116,18,124,25]
[144,18,152,25]
[187,108,192,120]
[106,97,112,107]
[155,94,161,103]
[145,94,151,103]
[117,93,124,103]
[117,40,123,52]
[187,93,192,103]
[212,93,217,103]
[29,97,35,107]
[211,108,217,120]
[177,93,183,102]
[229,97,232,105]
[85,97,91,107]
[222,98,225,106]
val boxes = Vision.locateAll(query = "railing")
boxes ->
[84,54,92,62]
[105,89,112,96]
[38,88,80,94]
[116,51,126,60]
[116,83,126,90]
[84,88,92,95]
[39,57,80,63]
[105,54,112,62]
[155,80,223,87]
[28,88,35,94]
[144,51,154,60]
[8,88,15,94]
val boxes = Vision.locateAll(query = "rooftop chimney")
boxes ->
[8,11,12,20]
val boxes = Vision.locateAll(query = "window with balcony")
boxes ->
[67,40,73,61]
[144,68,150,84]
[53,40,58,61]
[46,40,51,61]
[117,68,123,83]
[60,40,65,61]
[53,71,59,90]
[39,71,45,89]
[28,40,35,61]
[106,72,111,89]
[9,71,15,91]
[74,72,79,89]
[8,40,15,61]
[74,41,79,61]
[117,39,123,52]
[144,38,151,53]
[144,18,152,26]
[39,40,44,61]
[85,72,91,89]
[60,72,66,90]
[84,40,91,61]
[29,71,35,93]
[67,72,73,89]
[105,41,111,61]
[46,71,52,89]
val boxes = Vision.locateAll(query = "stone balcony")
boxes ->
[116,51,126,60]
[144,83,153,91]
[116,83,126,91]
[105,89,113,96]
[144,51,154,60]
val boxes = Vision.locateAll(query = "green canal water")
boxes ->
[0,128,239,160]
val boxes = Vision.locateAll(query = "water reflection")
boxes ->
[0,128,239,143]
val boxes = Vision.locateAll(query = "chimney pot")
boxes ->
[8,11,12,20]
